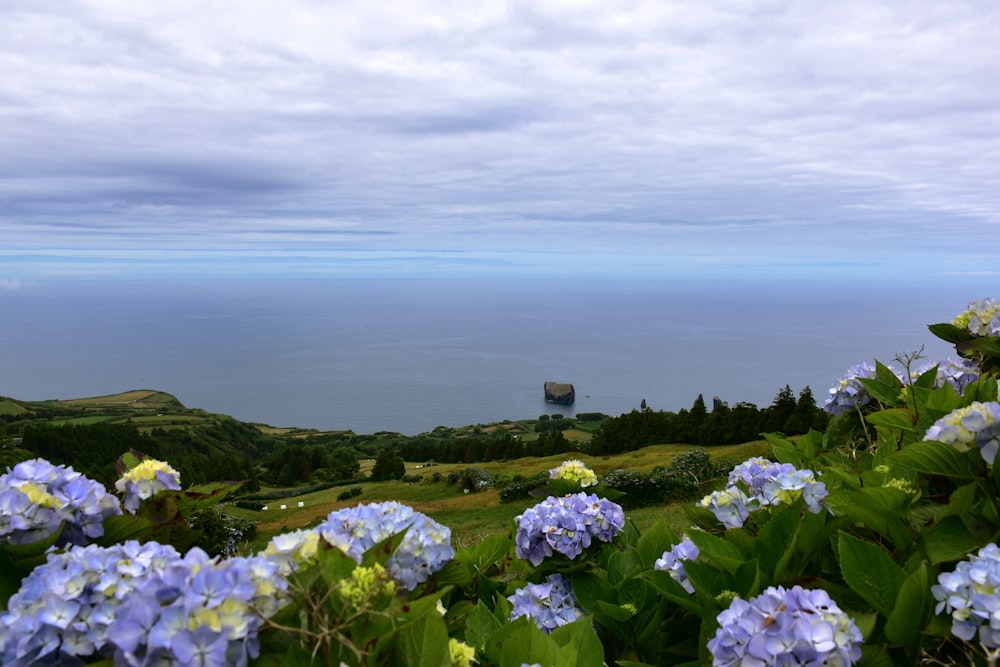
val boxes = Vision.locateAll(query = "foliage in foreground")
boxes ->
[1,297,1000,665]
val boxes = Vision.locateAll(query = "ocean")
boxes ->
[1,275,992,435]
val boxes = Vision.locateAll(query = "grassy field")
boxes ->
[230,439,771,551]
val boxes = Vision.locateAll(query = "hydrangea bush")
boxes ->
[514,492,624,566]
[548,459,598,488]
[1,296,999,666]
[0,458,121,547]
[115,457,182,514]
[708,585,863,666]
[697,457,827,528]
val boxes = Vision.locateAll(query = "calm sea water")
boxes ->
[0,275,992,434]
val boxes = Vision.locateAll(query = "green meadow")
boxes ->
[228,439,772,551]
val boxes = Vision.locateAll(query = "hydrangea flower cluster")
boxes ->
[698,458,827,529]
[953,298,1000,337]
[913,357,981,393]
[655,536,699,594]
[0,458,121,546]
[108,548,286,666]
[823,362,877,415]
[0,539,287,667]
[508,574,585,633]
[933,542,1000,648]
[114,458,182,514]
[448,638,476,667]
[514,492,625,566]
[263,501,454,590]
[708,585,863,666]
[336,563,396,607]
[549,459,598,488]
[923,401,1000,465]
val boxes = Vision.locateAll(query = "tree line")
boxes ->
[589,385,828,455]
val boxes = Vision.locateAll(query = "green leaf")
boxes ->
[391,611,450,667]
[959,336,1000,359]
[927,323,974,345]
[824,489,912,550]
[96,514,154,546]
[636,519,680,569]
[884,563,931,651]
[856,644,896,667]
[924,382,963,413]
[596,599,637,622]
[891,440,977,479]
[685,530,748,576]
[465,603,502,650]
[865,408,917,433]
[551,619,604,667]
[754,504,800,580]
[764,432,809,467]
[569,572,617,613]
[837,533,905,617]
[924,514,995,564]
[875,360,905,389]
[487,619,564,667]
[607,547,644,585]
[644,570,701,612]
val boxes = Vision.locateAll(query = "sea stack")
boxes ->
[544,381,575,405]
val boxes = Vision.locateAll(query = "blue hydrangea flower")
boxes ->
[114,458,182,514]
[514,493,625,566]
[953,298,1000,337]
[699,458,827,529]
[924,401,1000,465]
[655,536,699,594]
[0,540,287,667]
[0,540,183,666]
[934,543,1000,647]
[698,487,754,530]
[708,585,863,666]
[108,548,285,667]
[823,362,878,416]
[913,357,981,393]
[508,573,585,633]
[0,458,121,546]
[263,501,454,590]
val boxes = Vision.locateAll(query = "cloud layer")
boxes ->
[2,0,998,277]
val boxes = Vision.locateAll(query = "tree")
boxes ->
[370,448,405,482]
[329,446,361,481]
[784,386,828,435]
[759,385,797,434]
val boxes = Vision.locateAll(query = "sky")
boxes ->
[1,0,999,283]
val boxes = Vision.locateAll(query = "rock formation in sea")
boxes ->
[544,381,575,405]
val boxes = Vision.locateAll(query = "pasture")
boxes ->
[228,439,772,551]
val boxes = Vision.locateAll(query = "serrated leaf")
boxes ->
[875,360,904,388]
[685,530,747,576]
[465,602,503,650]
[865,408,917,432]
[551,619,604,667]
[891,440,977,478]
[645,570,700,612]
[924,514,995,564]
[607,547,644,585]
[390,611,450,667]
[856,644,896,667]
[858,378,903,406]
[636,519,680,569]
[884,563,931,651]
[927,323,974,345]
[838,533,905,617]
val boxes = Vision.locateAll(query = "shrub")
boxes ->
[336,486,362,501]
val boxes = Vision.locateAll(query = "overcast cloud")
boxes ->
[2,0,998,279]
